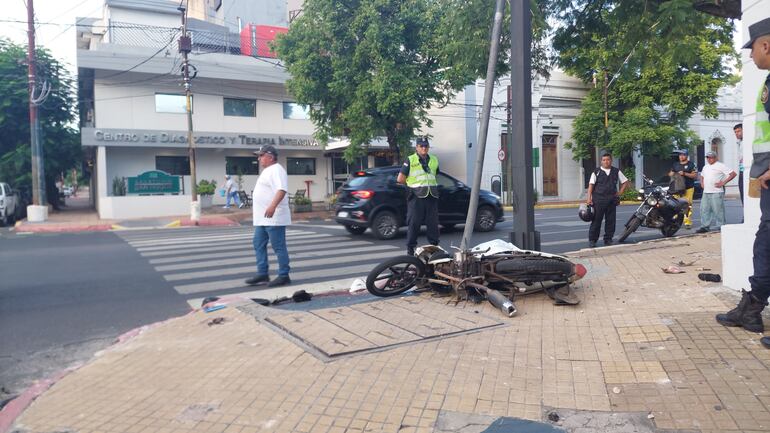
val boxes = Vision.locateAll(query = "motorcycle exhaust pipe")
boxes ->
[486,288,517,317]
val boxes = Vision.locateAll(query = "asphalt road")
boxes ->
[0,198,744,401]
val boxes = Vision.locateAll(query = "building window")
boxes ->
[156,156,190,175]
[283,102,310,120]
[224,98,256,117]
[226,156,259,175]
[287,157,316,175]
[155,94,189,113]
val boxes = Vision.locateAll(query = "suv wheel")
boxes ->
[344,224,367,235]
[474,206,496,232]
[372,211,399,240]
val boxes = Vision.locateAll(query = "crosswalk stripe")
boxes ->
[164,249,398,283]
[127,229,309,248]
[147,239,379,265]
[173,261,383,294]
[134,233,332,252]
[137,235,346,257]
[154,244,400,272]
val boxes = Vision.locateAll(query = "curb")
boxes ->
[0,369,74,433]
[14,224,114,233]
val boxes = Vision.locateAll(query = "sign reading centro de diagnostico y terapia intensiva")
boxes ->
[91,129,320,148]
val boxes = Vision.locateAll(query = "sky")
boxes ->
[0,0,747,78]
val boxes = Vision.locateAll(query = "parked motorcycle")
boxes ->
[365,239,587,318]
[617,175,690,243]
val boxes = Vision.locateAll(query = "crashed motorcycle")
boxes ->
[365,239,587,317]
[617,175,690,243]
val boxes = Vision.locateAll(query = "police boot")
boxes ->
[716,290,767,333]
[761,336,770,349]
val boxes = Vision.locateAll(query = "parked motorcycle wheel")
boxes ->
[366,255,426,297]
[661,222,681,237]
[618,217,642,243]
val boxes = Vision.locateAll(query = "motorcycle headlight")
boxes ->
[646,196,658,206]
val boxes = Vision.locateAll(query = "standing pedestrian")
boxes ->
[696,151,736,233]
[397,137,440,256]
[222,174,241,209]
[668,149,697,229]
[586,153,629,247]
[244,145,292,288]
[734,123,745,205]
[717,17,770,344]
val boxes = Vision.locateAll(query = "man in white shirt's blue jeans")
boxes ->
[697,151,736,233]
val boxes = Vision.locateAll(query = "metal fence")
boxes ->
[109,21,240,55]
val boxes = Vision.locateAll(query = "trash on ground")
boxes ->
[612,386,621,394]
[662,266,685,274]
[698,273,722,282]
[207,317,226,326]
[201,296,220,308]
[292,290,312,303]
[349,278,367,293]
[203,305,226,313]
[647,413,655,419]
[676,259,698,267]
[251,298,270,306]
[547,411,560,422]
[695,267,712,271]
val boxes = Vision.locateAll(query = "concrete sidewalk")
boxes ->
[6,232,770,433]
[13,192,334,233]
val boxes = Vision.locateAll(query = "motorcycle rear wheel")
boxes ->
[618,218,642,243]
[494,257,573,278]
[366,256,426,297]
[661,222,681,237]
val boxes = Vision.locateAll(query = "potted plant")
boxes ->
[293,194,313,213]
[196,179,217,208]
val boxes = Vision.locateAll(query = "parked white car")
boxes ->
[0,182,19,226]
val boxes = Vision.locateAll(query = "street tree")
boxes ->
[548,0,736,160]
[274,0,550,163]
[0,38,81,207]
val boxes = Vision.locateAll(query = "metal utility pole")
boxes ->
[460,0,505,250]
[179,3,199,222]
[27,0,47,218]
[509,0,539,250]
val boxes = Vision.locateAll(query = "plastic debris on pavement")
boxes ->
[350,278,367,294]
[662,265,685,274]
[203,305,226,313]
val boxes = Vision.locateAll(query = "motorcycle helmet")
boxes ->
[578,203,595,222]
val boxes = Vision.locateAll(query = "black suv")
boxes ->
[334,166,504,239]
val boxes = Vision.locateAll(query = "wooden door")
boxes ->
[542,135,558,196]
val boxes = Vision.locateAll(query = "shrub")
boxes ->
[293,195,312,205]
[196,179,217,195]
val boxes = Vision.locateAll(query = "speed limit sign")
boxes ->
[498,148,506,161]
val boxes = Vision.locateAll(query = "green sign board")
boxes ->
[127,170,181,195]
[533,148,540,168]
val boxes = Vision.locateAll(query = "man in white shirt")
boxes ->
[697,151,736,233]
[586,153,629,247]
[244,145,292,287]
[222,175,241,209]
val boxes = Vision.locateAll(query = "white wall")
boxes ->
[721,1,769,292]
[103,146,331,204]
[94,77,315,136]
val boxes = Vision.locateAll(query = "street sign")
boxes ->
[498,149,506,161]
[127,170,181,195]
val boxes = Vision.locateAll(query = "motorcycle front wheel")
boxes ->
[618,217,642,243]
[366,256,426,297]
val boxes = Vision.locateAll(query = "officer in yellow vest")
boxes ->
[397,137,440,255]
[715,17,770,348]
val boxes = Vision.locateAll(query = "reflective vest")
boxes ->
[751,74,770,178]
[405,153,439,198]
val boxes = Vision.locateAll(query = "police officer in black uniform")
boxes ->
[586,153,629,247]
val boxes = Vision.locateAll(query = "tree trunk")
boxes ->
[387,133,401,165]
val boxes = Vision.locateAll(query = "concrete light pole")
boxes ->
[179,3,199,223]
[460,0,505,250]
[26,0,49,222]
[508,0,539,250]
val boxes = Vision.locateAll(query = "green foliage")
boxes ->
[196,179,217,196]
[0,38,81,204]
[552,0,736,161]
[620,188,639,202]
[274,0,551,163]
[112,176,126,196]
[621,166,635,184]
[293,194,312,205]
